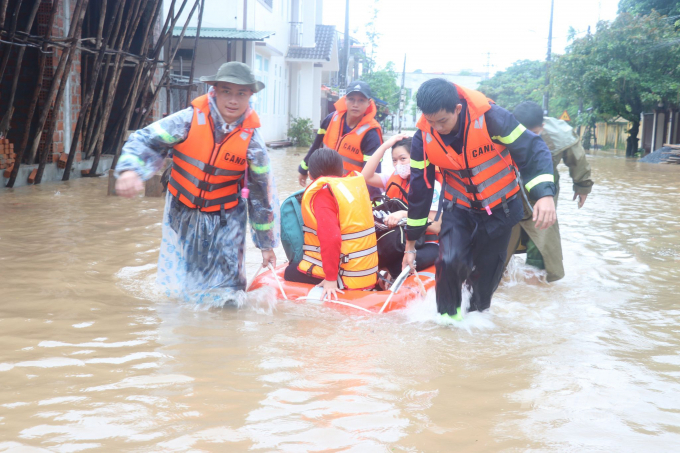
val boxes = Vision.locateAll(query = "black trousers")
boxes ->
[284,262,324,285]
[435,208,514,315]
[386,242,439,277]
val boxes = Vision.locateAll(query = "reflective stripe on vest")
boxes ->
[298,172,378,289]
[322,97,383,174]
[168,95,257,213]
[416,85,519,211]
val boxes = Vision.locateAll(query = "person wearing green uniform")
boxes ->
[506,101,594,282]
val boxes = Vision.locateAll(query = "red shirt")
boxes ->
[312,186,341,281]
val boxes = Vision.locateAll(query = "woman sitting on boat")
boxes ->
[361,134,442,280]
[284,148,379,301]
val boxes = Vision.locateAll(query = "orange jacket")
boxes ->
[385,172,409,203]
[323,97,383,174]
[169,95,258,212]
[416,85,519,212]
[298,172,378,290]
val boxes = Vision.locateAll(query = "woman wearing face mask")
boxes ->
[362,134,442,278]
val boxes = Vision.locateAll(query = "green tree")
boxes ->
[618,0,680,17]
[552,12,680,155]
[363,61,400,112]
[477,60,545,111]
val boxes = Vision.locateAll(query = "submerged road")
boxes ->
[0,148,679,451]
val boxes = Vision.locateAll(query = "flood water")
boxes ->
[1,148,679,452]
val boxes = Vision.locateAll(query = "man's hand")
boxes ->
[261,249,277,269]
[533,196,556,229]
[115,171,144,198]
[319,279,342,301]
[298,173,308,187]
[402,240,417,273]
[573,192,588,209]
[385,211,406,228]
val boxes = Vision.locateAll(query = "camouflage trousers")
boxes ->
[157,192,247,304]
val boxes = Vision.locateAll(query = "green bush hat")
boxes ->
[200,62,265,93]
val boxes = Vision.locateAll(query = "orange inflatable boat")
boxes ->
[248,264,436,313]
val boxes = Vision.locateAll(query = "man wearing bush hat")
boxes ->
[115,61,280,303]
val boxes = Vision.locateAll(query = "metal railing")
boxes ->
[289,22,302,47]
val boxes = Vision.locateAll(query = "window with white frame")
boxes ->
[253,54,269,114]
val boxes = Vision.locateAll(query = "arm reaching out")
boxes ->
[361,133,409,189]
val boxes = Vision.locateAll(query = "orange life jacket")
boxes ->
[385,172,409,203]
[384,171,440,243]
[298,172,378,290]
[323,96,383,174]
[416,85,520,213]
[169,94,258,212]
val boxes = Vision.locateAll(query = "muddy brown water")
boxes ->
[1,148,679,452]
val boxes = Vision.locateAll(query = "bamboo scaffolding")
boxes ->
[113,0,196,167]
[59,0,128,181]
[136,0,200,129]
[7,0,88,187]
[89,0,164,176]
[0,0,42,136]
[0,0,26,88]
[24,0,89,165]
[34,0,97,184]
[1,0,199,186]
[0,0,10,32]
[5,0,60,188]
[131,0,194,130]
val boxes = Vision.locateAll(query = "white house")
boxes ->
[397,71,484,129]
[168,0,337,142]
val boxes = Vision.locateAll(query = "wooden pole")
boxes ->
[87,0,161,176]
[185,0,205,107]
[0,0,25,87]
[34,0,100,183]
[131,0,193,129]
[5,0,61,188]
[0,0,43,137]
[137,0,199,128]
[80,0,107,155]
[22,0,89,169]
[0,0,11,31]
[61,0,128,180]
[114,0,198,167]
[137,0,201,128]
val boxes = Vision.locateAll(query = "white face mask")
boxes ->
[395,163,411,179]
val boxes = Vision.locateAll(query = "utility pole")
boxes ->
[543,0,554,115]
[341,0,350,87]
[485,52,491,80]
[398,54,406,133]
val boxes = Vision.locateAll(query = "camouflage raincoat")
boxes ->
[116,87,280,304]
[506,117,593,281]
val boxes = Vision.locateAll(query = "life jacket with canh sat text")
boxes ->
[416,84,520,215]
[298,172,379,290]
[168,94,257,213]
[323,96,383,174]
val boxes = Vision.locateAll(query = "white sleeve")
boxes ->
[379,172,391,189]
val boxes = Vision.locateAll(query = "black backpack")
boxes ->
[372,195,424,271]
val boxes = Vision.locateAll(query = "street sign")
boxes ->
[559,110,571,121]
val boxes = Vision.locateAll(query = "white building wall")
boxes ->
[168,0,329,141]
